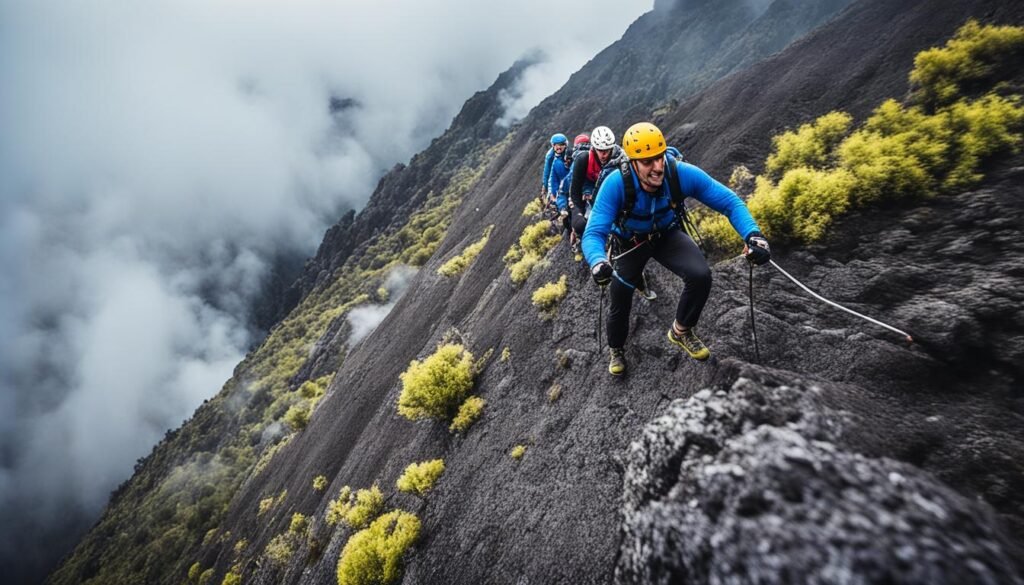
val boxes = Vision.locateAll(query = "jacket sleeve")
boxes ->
[569,152,588,210]
[582,171,625,267]
[555,166,571,212]
[548,160,563,202]
[542,148,554,190]
[678,161,760,240]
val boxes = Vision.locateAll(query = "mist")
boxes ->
[0,0,650,580]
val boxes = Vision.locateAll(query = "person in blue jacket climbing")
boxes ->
[582,122,771,375]
[540,133,569,206]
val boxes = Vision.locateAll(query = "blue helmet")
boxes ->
[550,133,568,146]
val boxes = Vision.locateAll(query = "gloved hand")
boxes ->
[745,232,771,266]
[592,261,613,286]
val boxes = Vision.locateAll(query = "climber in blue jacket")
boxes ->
[540,133,568,206]
[582,122,771,375]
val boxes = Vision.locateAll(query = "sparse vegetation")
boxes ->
[500,347,511,362]
[326,485,384,530]
[511,445,526,460]
[555,349,571,370]
[438,225,493,276]
[199,568,214,585]
[397,344,476,421]
[290,512,310,535]
[336,511,421,585]
[222,570,242,585]
[396,459,446,496]
[548,384,562,403]
[264,532,295,566]
[531,275,568,317]
[504,220,562,284]
[189,562,202,582]
[522,198,543,216]
[697,21,1024,250]
[449,396,485,434]
[313,475,328,492]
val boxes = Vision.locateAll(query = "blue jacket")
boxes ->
[582,158,760,266]
[541,148,556,190]
[549,157,572,210]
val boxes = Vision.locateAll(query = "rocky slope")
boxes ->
[47,0,1024,584]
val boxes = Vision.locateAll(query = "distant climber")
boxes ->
[540,133,568,207]
[582,122,770,375]
[561,126,625,257]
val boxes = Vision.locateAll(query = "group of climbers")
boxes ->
[538,122,771,376]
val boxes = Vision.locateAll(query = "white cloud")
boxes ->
[0,0,650,579]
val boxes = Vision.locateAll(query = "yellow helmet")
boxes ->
[622,122,666,159]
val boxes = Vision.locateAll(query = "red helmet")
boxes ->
[573,133,590,146]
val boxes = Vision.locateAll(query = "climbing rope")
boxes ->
[749,262,761,363]
[759,258,914,343]
[597,285,605,350]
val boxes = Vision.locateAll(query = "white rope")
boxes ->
[768,259,914,343]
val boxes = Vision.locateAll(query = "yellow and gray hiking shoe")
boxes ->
[608,347,627,376]
[668,327,711,361]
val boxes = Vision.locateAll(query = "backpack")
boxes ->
[616,153,705,252]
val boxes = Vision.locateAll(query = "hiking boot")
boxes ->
[608,348,627,376]
[668,327,711,361]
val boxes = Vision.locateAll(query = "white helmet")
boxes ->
[591,126,615,150]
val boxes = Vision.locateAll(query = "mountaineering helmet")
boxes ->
[591,126,615,150]
[550,133,568,146]
[622,122,666,159]
[573,133,590,146]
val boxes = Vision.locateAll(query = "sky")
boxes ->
[0,0,650,580]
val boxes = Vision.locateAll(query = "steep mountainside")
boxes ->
[48,0,1024,584]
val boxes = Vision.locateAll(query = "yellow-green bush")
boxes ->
[911,20,1024,107]
[396,459,446,496]
[531,275,568,314]
[522,198,543,217]
[326,486,384,530]
[313,475,328,492]
[699,22,1024,249]
[764,111,852,179]
[336,511,420,585]
[548,384,562,403]
[264,532,295,565]
[397,344,475,421]
[511,445,526,460]
[284,402,311,431]
[221,571,241,585]
[258,496,275,517]
[438,225,493,276]
[449,396,485,434]
[234,539,248,555]
[189,562,202,582]
[198,568,214,585]
[500,347,511,362]
[504,220,561,284]
[290,513,309,535]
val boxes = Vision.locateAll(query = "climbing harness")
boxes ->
[746,254,915,358]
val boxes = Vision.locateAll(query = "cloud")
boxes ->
[0,0,650,580]
[347,266,419,347]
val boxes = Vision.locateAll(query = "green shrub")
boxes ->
[764,111,852,178]
[548,384,562,403]
[189,562,202,582]
[284,402,311,431]
[942,93,1024,188]
[199,568,214,585]
[290,513,309,535]
[511,445,526,460]
[221,571,242,585]
[500,347,510,362]
[522,198,543,217]
[313,475,328,492]
[258,496,275,517]
[449,396,485,434]
[438,225,493,276]
[326,486,384,529]
[396,459,446,496]
[505,221,561,284]
[234,539,248,555]
[531,275,568,315]
[336,511,421,585]
[264,532,295,565]
[911,20,1024,107]
[397,344,475,421]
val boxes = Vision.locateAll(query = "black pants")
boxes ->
[607,228,711,349]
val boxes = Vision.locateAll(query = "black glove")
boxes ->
[592,261,613,286]
[745,232,771,266]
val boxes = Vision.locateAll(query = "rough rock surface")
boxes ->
[618,375,1023,584]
